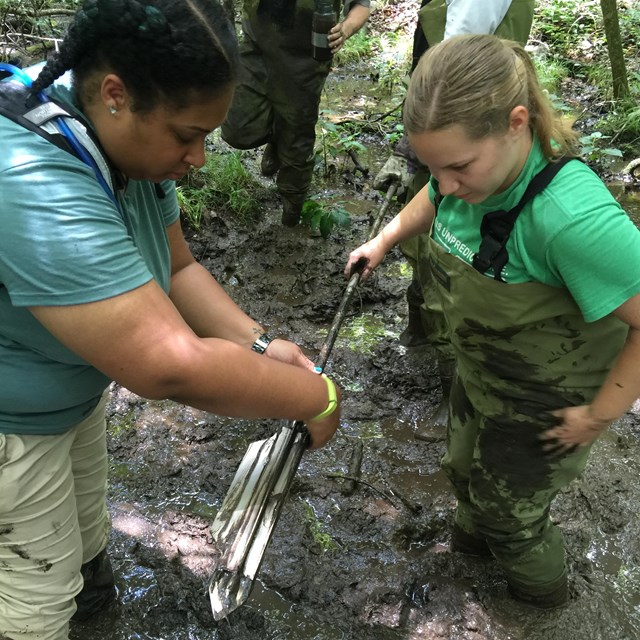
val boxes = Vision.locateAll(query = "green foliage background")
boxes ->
[2,0,639,226]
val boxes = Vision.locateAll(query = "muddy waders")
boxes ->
[397,166,456,433]
[220,0,335,226]
[422,235,628,608]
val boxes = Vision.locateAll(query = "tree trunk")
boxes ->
[599,0,629,100]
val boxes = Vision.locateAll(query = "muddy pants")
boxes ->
[443,374,589,594]
[221,16,331,208]
[426,238,627,597]
[0,394,110,640]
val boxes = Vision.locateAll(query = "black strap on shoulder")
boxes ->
[472,156,575,281]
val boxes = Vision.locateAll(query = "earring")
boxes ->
[108,105,117,115]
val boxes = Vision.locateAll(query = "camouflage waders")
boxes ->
[221,0,335,224]
[423,236,628,601]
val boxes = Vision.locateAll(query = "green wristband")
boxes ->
[311,374,338,421]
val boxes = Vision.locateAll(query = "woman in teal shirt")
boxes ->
[0,1,342,636]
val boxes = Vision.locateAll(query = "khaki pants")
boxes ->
[0,394,110,640]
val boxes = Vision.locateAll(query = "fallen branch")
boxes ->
[5,8,75,17]
[2,32,62,44]
[623,158,640,179]
[347,149,369,176]
[326,473,400,508]
[342,440,363,496]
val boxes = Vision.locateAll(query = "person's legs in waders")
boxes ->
[441,376,587,609]
[221,26,275,186]
[221,17,330,227]
[400,167,455,433]
[269,49,329,226]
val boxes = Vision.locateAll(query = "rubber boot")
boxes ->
[429,357,454,429]
[450,524,492,556]
[281,197,303,227]
[508,574,569,610]
[415,357,454,441]
[261,143,280,177]
[71,549,116,621]
[398,277,428,348]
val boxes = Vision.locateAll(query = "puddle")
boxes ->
[609,181,640,225]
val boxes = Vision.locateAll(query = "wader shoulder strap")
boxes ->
[472,156,575,281]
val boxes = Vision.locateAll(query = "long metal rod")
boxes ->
[208,182,398,620]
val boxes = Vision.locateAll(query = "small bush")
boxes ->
[176,152,269,229]
[301,198,350,238]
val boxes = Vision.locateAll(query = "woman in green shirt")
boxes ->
[346,34,640,609]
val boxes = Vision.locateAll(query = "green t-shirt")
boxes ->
[0,73,180,434]
[429,136,640,322]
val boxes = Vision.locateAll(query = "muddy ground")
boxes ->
[68,8,640,640]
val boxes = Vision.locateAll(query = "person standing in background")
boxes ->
[221,0,370,226]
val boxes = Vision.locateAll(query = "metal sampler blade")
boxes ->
[208,422,306,620]
[207,183,398,621]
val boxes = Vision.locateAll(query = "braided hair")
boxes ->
[31,0,238,113]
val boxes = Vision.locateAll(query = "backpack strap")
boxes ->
[0,71,121,203]
[0,77,76,153]
[472,156,574,281]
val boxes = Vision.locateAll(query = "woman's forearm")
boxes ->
[378,183,435,252]
[165,338,329,420]
[169,262,264,347]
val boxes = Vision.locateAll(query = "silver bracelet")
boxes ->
[251,333,273,354]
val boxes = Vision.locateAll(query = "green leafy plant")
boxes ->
[533,55,569,94]
[594,98,640,150]
[579,131,623,164]
[316,118,367,177]
[301,198,350,238]
[334,30,372,65]
[533,0,604,61]
[177,151,268,229]
[176,184,210,230]
[301,501,339,552]
[384,121,404,146]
